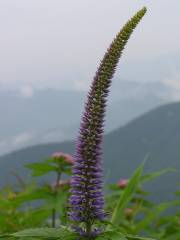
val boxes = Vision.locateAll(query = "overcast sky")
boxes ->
[0,0,180,93]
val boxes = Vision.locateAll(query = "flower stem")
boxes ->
[52,171,61,227]
[52,208,56,228]
[86,221,92,239]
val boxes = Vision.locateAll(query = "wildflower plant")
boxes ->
[69,6,147,238]
[0,6,152,240]
[25,152,74,227]
[105,168,174,236]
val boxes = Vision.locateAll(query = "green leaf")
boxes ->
[125,234,157,240]
[26,162,57,177]
[12,187,51,206]
[96,231,127,240]
[45,190,69,212]
[134,202,171,233]
[110,163,144,226]
[3,227,78,239]
[20,208,51,227]
[140,168,175,183]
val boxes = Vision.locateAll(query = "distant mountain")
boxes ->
[0,101,180,203]
[0,80,169,155]
[0,89,85,155]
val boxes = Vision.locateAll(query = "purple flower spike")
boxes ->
[69,7,147,237]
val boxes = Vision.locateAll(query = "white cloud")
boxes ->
[0,133,33,155]
[19,85,34,98]
[162,68,180,101]
[12,132,32,146]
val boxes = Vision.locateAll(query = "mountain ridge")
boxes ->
[0,101,180,202]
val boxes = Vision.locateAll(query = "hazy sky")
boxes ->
[0,0,180,93]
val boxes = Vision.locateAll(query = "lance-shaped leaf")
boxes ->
[0,227,78,239]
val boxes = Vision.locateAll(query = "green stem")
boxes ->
[52,208,56,228]
[51,171,61,228]
[86,221,92,239]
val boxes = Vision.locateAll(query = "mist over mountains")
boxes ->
[0,89,83,155]
[0,79,171,156]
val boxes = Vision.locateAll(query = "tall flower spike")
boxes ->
[69,7,147,238]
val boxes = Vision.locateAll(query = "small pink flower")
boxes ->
[64,154,75,165]
[52,152,74,165]
[117,178,129,189]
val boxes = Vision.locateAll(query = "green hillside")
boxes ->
[0,101,180,202]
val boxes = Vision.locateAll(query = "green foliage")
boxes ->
[0,153,73,233]
[140,168,176,183]
[0,161,179,239]
[96,230,128,240]
[105,164,180,239]
[26,160,57,177]
[3,227,78,239]
[0,5,179,240]
[26,157,72,177]
[110,163,144,226]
